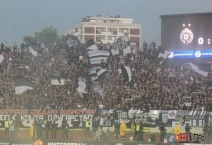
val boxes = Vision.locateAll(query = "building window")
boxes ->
[108,36,118,41]
[79,27,83,31]
[119,28,129,35]
[75,28,78,32]
[107,28,118,35]
[96,36,106,42]
[96,27,106,34]
[113,31,117,35]
[96,37,100,42]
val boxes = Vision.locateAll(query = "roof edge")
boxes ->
[160,12,212,18]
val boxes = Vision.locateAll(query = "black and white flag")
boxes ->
[110,45,119,56]
[111,35,131,55]
[187,61,210,77]
[181,63,192,71]
[89,67,108,81]
[51,78,66,85]
[121,65,132,82]
[158,50,170,65]
[93,82,106,97]
[15,75,35,94]
[29,46,37,56]
[88,50,110,64]
[66,35,80,49]
[0,59,7,68]
[0,53,4,63]
[85,39,98,50]
[77,79,87,98]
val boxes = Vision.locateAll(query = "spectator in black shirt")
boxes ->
[44,120,50,139]
[1,42,4,50]
[185,123,192,134]
[62,119,69,139]
[114,121,120,139]
[51,121,57,139]
[159,123,166,141]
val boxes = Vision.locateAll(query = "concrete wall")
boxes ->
[84,27,95,33]
[130,28,140,35]
[84,35,95,41]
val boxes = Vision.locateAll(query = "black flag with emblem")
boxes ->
[66,35,80,49]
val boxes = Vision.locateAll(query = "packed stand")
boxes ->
[0,41,212,111]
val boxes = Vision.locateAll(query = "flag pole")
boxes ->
[179,63,182,110]
[8,12,11,45]
[37,33,39,49]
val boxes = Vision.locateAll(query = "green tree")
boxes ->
[23,26,64,47]
[56,35,66,48]
[23,35,37,46]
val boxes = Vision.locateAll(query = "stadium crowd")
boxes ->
[1,41,212,111]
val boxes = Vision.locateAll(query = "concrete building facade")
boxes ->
[66,15,141,47]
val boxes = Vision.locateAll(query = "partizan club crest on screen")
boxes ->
[180,23,194,45]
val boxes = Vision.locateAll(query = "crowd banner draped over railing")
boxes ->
[0,109,212,128]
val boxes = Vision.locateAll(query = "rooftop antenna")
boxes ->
[108,10,110,17]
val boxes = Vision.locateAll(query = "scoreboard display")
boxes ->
[160,13,212,61]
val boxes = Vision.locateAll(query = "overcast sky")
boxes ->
[0,0,212,46]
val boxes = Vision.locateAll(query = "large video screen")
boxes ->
[161,13,212,51]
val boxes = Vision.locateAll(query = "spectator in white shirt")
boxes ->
[100,117,104,129]
[9,122,15,139]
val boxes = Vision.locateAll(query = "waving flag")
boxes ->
[29,46,37,56]
[0,54,4,63]
[66,35,80,49]
[187,61,210,77]
[158,49,170,65]
[15,75,35,94]
[89,67,108,81]
[85,39,98,50]
[51,78,66,85]
[111,35,131,55]
[77,80,87,98]
[121,65,132,82]
[110,45,119,56]
[88,50,110,64]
